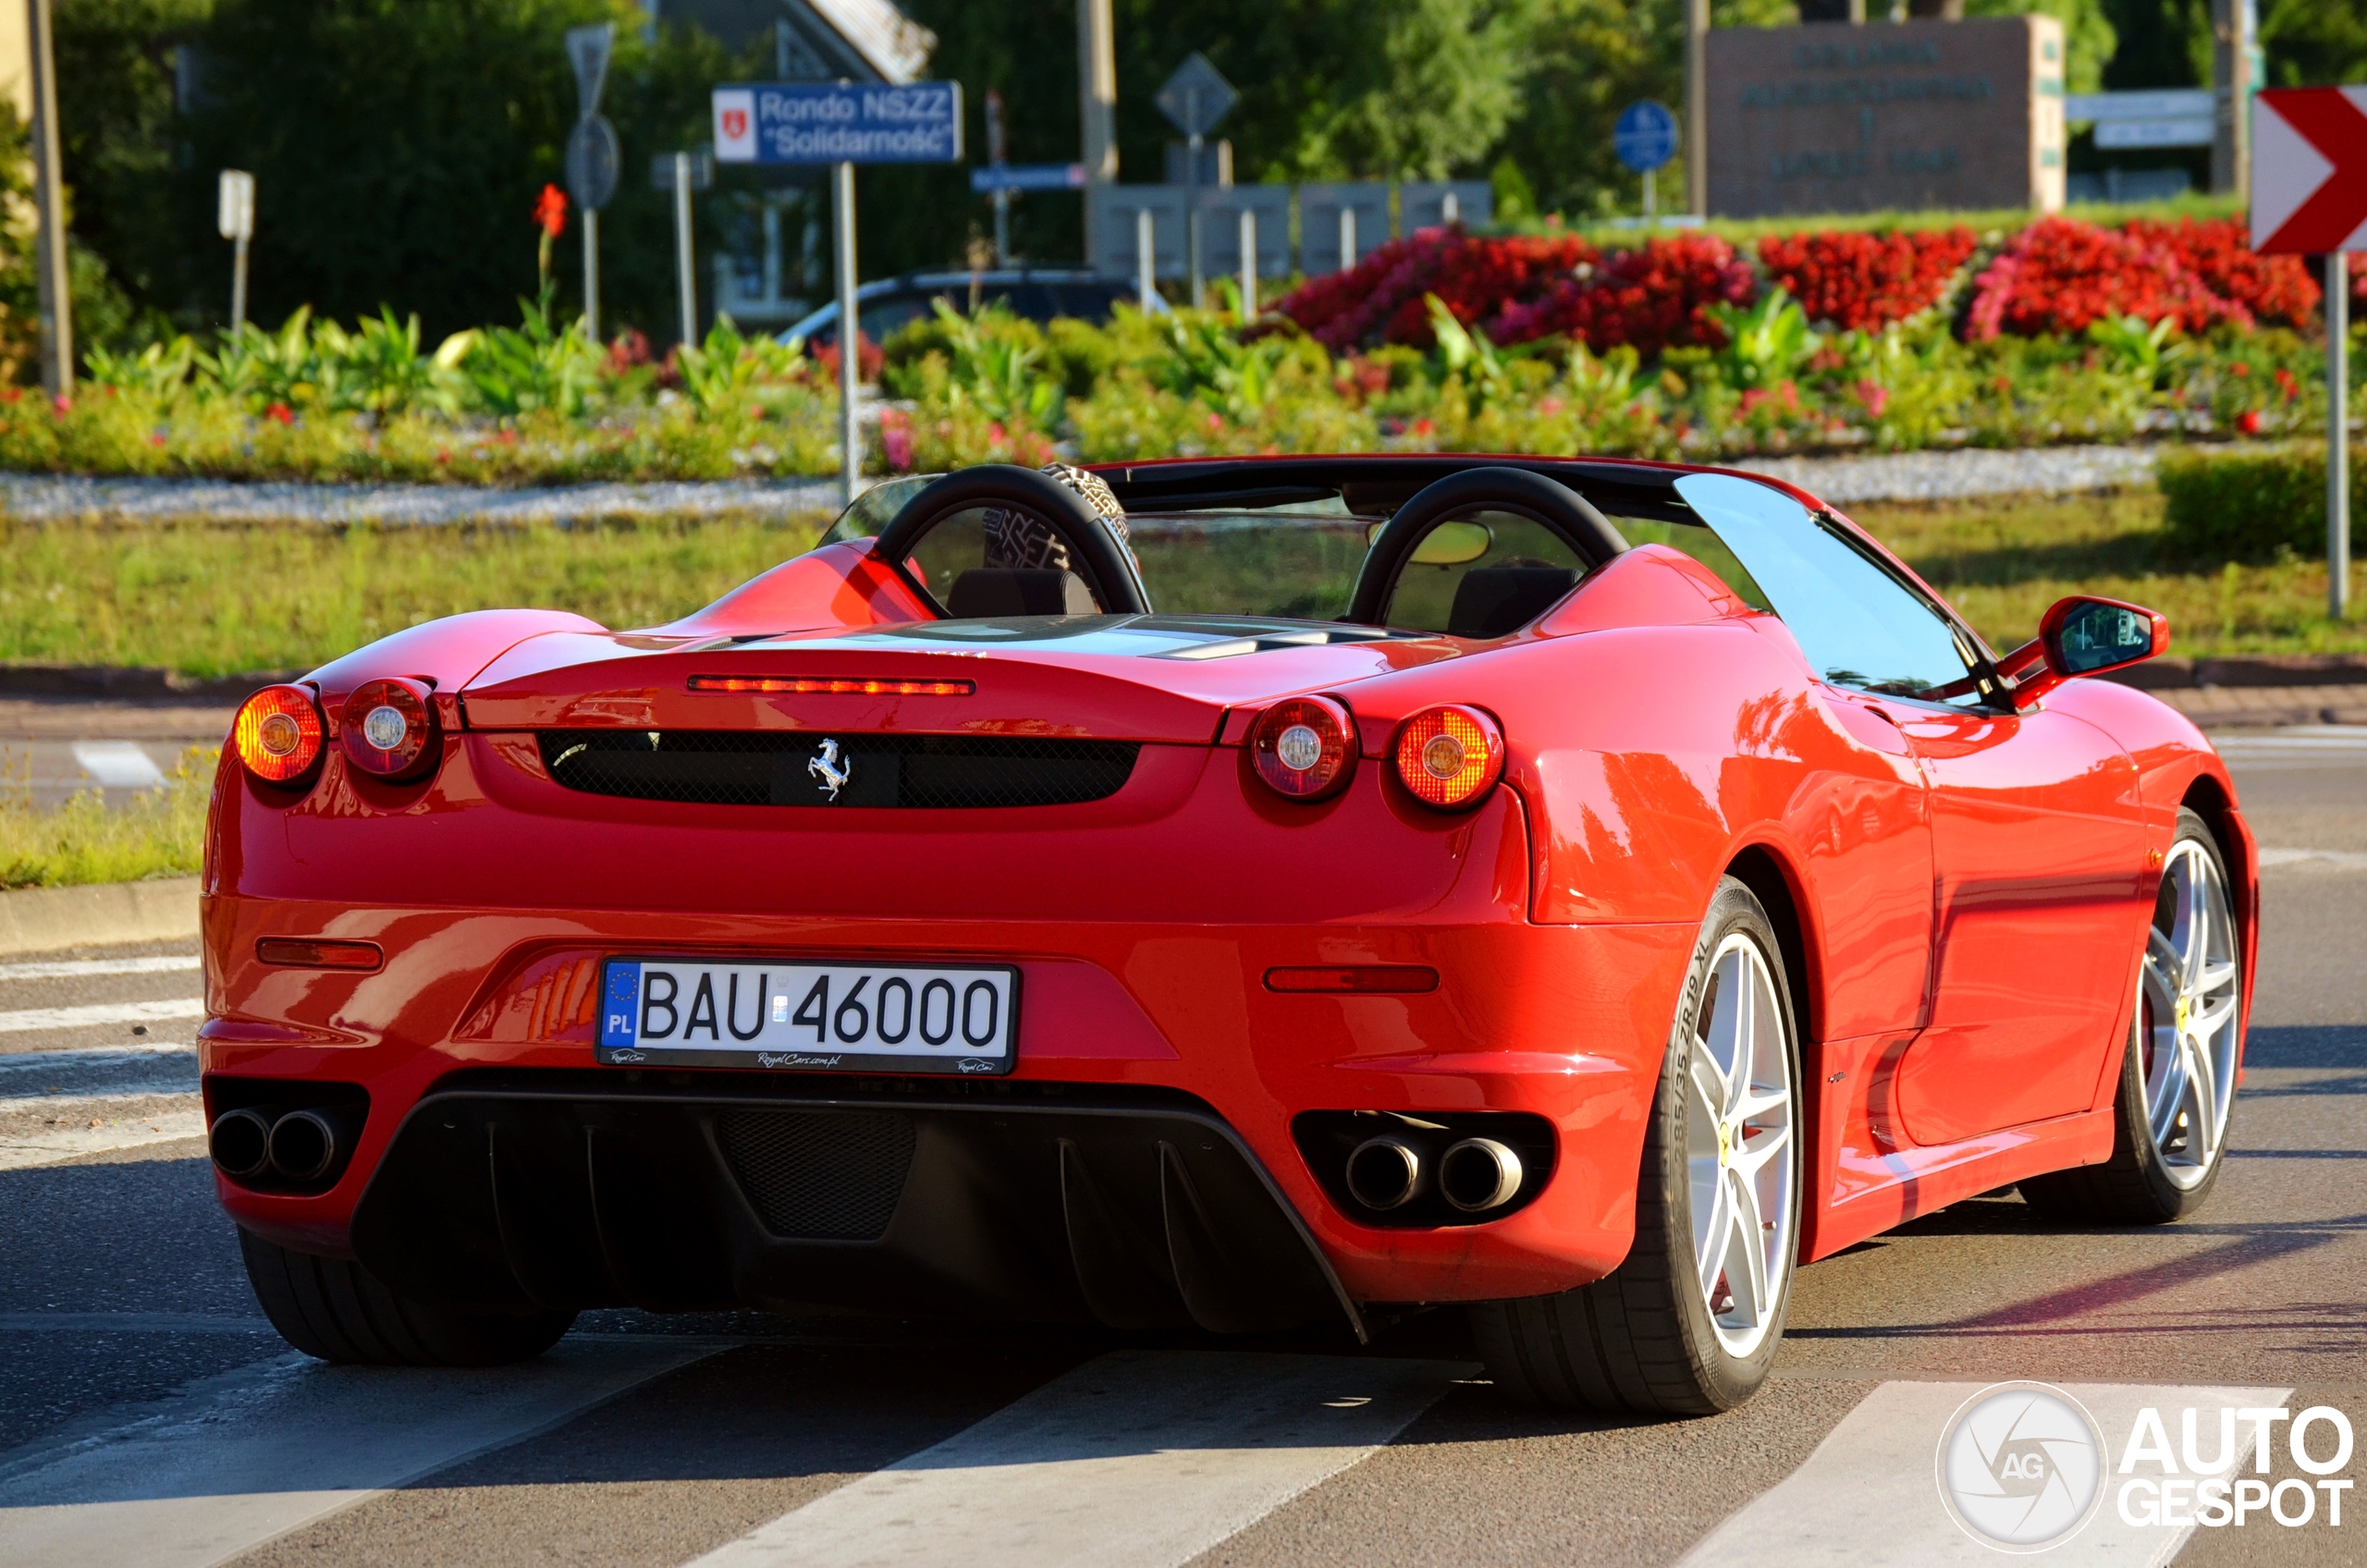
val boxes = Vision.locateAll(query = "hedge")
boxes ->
[2158,444,2366,562]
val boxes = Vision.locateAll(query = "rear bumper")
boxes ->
[347,1075,1357,1334]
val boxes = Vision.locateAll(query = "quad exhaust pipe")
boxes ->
[209,1105,353,1186]
[1344,1135,1426,1209]
[1343,1132,1525,1215]
[1438,1138,1523,1213]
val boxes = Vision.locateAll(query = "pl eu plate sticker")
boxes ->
[601,962,642,1054]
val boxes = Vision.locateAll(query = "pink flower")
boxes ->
[878,407,914,471]
[1855,379,1890,420]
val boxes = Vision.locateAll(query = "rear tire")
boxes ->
[2021,807,2241,1225]
[239,1229,576,1366]
[1469,877,1803,1415]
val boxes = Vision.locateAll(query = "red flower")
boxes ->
[2237,410,2263,435]
[2229,361,2250,377]
[533,184,568,239]
[1758,227,1977,331]
[265,401,293,425]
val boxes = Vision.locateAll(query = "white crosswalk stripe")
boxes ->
[0,998,204,1035]
[690,1351,1471,1568]
[1678,1381,2291,1568]
[0,956,201,983]
[2213,725,2367,768]
[0,1341,719,1568]
[0,1341,2333,1568]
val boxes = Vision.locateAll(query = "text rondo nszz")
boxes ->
[714,82,963,166]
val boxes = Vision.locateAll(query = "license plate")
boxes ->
[597,958,1018,1074]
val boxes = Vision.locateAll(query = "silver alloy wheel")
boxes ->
[2141,839,2242,1188]
[1686,932,1796,1356]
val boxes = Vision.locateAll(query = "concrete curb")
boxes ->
[0,877,201,956]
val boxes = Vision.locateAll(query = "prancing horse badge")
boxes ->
[807,738,852,801]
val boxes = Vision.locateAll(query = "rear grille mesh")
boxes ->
[538,730,1140,809]
[717,1109,916,1241]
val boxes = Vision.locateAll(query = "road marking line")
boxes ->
[0,1314,273,1335]
[0,1110,207,1170]
[689,1350,1471,1568]
[0,999,204,1035]
[69,742,166,789]
[0,1045,195,1072]
[1676,1380,2290,1568]
[0,1338,718,1568]
[0,957,201,982]
[0,1088,198,1110]
[2258,847,2367,871]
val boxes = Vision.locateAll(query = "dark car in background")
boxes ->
[781,268,1159,347]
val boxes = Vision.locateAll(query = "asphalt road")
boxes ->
[0,729,2359,1568]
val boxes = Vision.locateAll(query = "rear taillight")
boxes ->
[232,684,325,785]
[340,678,437,779]
[1249,696,1356,801]
[1392,705,1503,809]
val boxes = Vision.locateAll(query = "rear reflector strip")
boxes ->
[687,675,975,696]
[256,938,385,972]
[1264,966,1440,994]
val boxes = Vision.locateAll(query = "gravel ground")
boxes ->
[0,472,865,526]
[1729,442,2164,503]
[0,443,2197,524]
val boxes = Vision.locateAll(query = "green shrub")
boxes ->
[2158,445,2365,563]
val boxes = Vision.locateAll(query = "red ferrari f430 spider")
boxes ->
[202,456,2253,1414]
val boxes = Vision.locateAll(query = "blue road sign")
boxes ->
[714,82,963,165]
[972,164,1087,193]
[1614,100,1679,174]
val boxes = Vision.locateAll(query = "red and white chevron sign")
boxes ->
[2252,88,2367,255]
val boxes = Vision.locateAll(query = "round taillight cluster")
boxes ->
[340,678,437,779]
[1393,705,1504,809]
[231,685,325,785]
[1249,696,1355,802]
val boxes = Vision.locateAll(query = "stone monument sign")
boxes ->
[1706,16,2066,217]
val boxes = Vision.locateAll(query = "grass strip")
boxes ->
[2,494,2361,683]
[0,747,216,888]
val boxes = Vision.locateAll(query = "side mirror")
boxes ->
[1997,595,2169,710]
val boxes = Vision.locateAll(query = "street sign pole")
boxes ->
[2332,253,2350,619]
[217,171,255,334]
[565,24,618,345]
[583,211,600,343]
[713,79,963,506]
[1156,55,1235,312]
[987,90,1010,264]
[2250,86,2367,623]
[837,159,859,508]
[1186,114,1201,308]
[27,0,72,395]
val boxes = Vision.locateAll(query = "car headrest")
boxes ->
[948,569,1097,619]
[1447,567,1580,639]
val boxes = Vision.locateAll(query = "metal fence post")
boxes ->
[673,152,696,348]
[1238,208,1255,321]
[583,209,600,345]
[2332,251,2351,621]
[1339,205,1355,274]
[1136,207,1154,311]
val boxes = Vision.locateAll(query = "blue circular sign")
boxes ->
[1614,100,1679,174]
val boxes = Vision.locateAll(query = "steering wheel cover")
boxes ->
[872,464,1152,617]
[1344,466,1627,629]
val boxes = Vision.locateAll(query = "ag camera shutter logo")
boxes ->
[1936,1382,2108,1551]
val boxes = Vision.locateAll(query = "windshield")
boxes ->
[819,474,1777,627]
